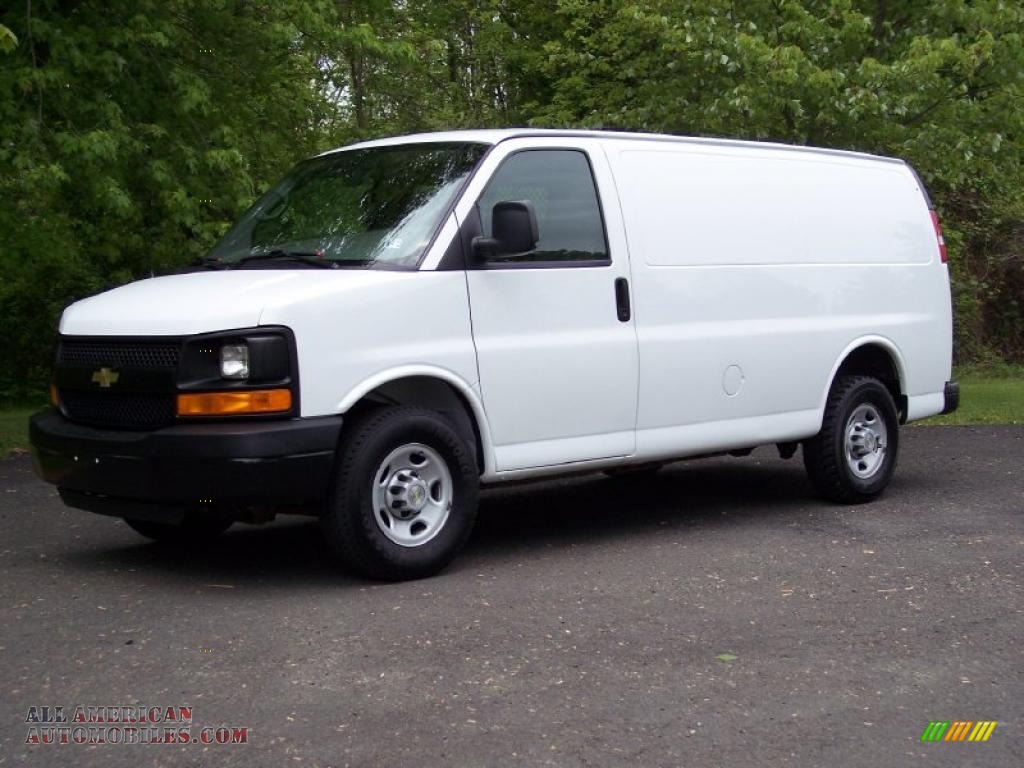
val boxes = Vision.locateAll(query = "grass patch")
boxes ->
[920,376,1024,426]
[952,361,1024,379]
[0,406,40,458]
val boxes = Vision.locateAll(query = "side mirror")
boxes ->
[472,200,539,260]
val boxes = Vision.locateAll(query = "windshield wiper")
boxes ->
[234,249,339,269]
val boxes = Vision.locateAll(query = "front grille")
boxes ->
[56,337,183,429]
[58,339,182,369]
[59,390,176,429]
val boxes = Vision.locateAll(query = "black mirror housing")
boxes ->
[473,200,539,260]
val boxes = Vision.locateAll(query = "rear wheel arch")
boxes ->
[823,339,907,423]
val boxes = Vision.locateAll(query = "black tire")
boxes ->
[803,375,899,504]
[124,513,233,543]
[321,405,479,581]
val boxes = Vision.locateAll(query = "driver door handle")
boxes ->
[614,277,631,322]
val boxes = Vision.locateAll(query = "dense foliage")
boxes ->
[1,0,1021,399]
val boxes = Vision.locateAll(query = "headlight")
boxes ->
[220,344,249,379]
[178,328,293,398]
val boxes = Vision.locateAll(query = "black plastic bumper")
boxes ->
[941,380,960,415]
[30,409,342,520]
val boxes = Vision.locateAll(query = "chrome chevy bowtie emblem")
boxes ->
[91,367,120,388]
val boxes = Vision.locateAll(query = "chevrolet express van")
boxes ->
[30,129,958,580]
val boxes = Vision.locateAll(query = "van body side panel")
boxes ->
[626,148,934,267]
[604,141,952,452]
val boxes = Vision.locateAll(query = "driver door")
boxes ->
[459,140,639,472]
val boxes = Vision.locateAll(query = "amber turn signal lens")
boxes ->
[176,389,292,417]
[49,384,60,407]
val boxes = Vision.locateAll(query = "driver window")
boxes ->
[477,150,609,264]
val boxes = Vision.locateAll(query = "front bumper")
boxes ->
[30,409,342,520]
[941,380,960,415]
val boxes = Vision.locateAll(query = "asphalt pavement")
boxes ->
[0,425,1021,767]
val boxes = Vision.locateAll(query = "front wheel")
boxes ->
[803,375,899,504]
[321,406,479,580]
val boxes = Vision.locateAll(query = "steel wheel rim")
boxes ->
[371,443,453,547]
[844,403,888,479]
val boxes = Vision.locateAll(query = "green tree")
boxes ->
[0,0,1021,400]
[532,0,1023,361]
[0,0,337,398]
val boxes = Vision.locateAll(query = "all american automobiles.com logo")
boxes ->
[24,705,249,746]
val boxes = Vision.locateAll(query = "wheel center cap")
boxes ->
[865,432,877,451]
[406,481,428,512]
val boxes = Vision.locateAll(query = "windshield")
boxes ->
[206,142,488,268]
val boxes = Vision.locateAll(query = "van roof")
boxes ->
[321,128,905,167]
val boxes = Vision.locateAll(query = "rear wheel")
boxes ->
[124,513,233,543]
[803,375,899,503]
[321,406,479,580]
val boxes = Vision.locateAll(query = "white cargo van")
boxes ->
[31,129,958,579]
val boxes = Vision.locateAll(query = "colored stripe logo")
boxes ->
[921,721,997,742]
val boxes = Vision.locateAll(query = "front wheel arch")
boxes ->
[335,368,495,476]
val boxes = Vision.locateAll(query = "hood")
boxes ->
[59,269,407,337]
